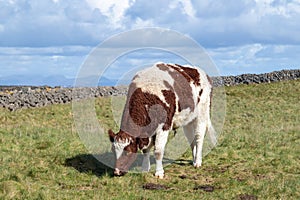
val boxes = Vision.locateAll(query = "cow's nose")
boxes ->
[114,168,120,176]
[114,168,127,176]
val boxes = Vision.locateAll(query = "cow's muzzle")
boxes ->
[114,168,127,176]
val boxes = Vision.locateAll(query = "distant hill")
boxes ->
[0,74,119,87]
[2,69,298,87]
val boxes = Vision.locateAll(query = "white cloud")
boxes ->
[0,0,112,46]
[132,18,155,28]
[1,0,299,47]
[253,0,291,18]
[208,43,300,75]
[86,0,135,28]
[0,46,91,77]
[0,0,299,83]
[170,0,196,18]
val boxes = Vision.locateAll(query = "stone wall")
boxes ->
[0,69,299,111]
[212,69,300,87]
[0,86,128,111]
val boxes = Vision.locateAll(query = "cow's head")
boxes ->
[108,129,139,176]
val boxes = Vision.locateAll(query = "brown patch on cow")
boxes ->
[114,130,133,143]
[129,88,161,128]
[138,137,150,150]
[124,140,138,153]
[156,63,169,71]
[156,63,195,112]
[129,88,176,132]
[161,89,176,130]
[119,83,152,138]
[199,89,203,97]
[163,80,181,113]
[198,89,203,103]
[175,64,201,86]
[168,64,193,83]
[113,130,139,154]
[108,129,116,142]
[120,82,177,137]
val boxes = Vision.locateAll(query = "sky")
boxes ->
[0,0,300,85]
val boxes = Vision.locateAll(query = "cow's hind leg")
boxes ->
[183,122,197,165]
[193,117,207,168]
[154,130,169,179]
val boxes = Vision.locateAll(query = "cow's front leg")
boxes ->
[154,130,169,179]
[141,148,151,172]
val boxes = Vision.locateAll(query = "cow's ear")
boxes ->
[108,129,115,143]
[137,137,150,150]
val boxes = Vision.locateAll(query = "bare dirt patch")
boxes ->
[193,185,215,192]
[142,183,170,190]
[237,194,258,200]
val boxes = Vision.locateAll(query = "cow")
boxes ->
[108,62,216,179]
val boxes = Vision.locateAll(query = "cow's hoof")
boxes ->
[193,163,202,168]
[155,174,164,179]
[155,172,164,179]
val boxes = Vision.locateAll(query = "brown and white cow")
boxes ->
[108,62,216,179]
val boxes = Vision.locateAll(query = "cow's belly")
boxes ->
[172,108,197,129]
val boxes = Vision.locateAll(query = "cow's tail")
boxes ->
[207,117,217,147]
[206,75,218,148]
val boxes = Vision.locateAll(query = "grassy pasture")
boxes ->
[0,80,299,199]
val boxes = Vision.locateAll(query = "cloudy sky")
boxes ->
[0,0,299,85]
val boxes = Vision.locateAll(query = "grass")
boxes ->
[0,80,299,199]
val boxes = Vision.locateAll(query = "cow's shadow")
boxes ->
[64,152,182,177]
[64,153,114,177]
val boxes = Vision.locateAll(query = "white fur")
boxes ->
[133,62,175,107]
[154,126,169,178]
[113,138,131,159]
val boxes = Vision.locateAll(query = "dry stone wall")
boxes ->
[213,69,300,87]
[0,86,128,111]
[0,69,299,111]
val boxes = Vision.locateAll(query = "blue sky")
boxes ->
[0,0,299,85]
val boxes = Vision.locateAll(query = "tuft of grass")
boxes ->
[0,80,299,199]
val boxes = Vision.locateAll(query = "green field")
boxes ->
[0,80,299,199]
